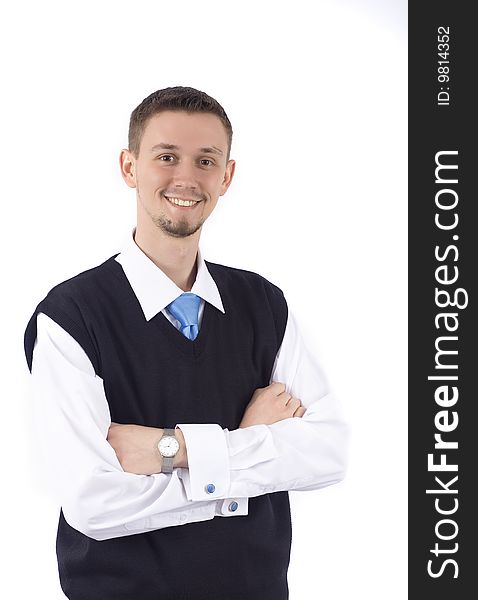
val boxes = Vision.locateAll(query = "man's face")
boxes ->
[121,110,235,238]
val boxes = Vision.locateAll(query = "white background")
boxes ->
[1,1,407,598]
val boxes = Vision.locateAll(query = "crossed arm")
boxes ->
[31,311,348,540]
[107,382,307,474]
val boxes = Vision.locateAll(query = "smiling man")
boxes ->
[24,87,348,600]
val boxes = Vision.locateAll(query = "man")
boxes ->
[24,86,348,600]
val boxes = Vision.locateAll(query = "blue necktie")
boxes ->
[166,293,201,340]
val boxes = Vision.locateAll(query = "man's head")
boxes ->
[120,87,235,240]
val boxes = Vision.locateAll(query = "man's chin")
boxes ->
[153,216,203,238]
[164,228,199,239]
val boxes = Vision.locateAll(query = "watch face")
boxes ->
[159,435,180,458]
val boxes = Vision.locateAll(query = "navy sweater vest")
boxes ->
[24,255,291,600]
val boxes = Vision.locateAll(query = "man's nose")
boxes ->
[171,161,198,189]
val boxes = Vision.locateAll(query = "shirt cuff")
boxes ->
[216,497,249,517]
[175,423,230,502]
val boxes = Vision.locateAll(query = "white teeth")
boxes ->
[166,196,198,207]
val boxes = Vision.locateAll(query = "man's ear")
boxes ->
[220,159,236,195]
[119,149,137,189]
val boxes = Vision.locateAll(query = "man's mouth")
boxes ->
[164,195,201,208]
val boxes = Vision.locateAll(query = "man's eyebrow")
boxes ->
[150,143,224,155]
[199,146,224,156]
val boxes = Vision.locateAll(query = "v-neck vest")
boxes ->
[24,255,291,600]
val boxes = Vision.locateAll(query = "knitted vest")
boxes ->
[24,256,291,600]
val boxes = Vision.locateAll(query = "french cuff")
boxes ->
[175,423,230,502]
[216,497,249,517]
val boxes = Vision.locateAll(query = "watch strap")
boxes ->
[161,455,174,474]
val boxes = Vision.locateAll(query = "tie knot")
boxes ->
[166,293,201,332]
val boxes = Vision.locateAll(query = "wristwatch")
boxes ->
[158,428,180,474]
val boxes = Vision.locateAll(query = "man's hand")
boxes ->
[107,424,188,475]
[239,382,306,428]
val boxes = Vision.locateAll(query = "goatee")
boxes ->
[152,214,204,238]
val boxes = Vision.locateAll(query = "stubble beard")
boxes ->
[152,212,204,238]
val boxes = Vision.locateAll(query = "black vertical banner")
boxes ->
[409,4,475,599]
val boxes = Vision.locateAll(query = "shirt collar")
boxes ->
[115,229,225,321]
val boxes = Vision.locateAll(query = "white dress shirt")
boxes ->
[30,231,348,541]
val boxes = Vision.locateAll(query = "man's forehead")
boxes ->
[142,111,228,151]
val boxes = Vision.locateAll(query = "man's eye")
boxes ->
[200,159,213,167]
[158,155,174,162]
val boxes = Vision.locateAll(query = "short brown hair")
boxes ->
[128,86,233,158]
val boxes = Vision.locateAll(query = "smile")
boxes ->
[165,196,200,207]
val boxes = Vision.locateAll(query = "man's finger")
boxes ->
[270,381,286,395]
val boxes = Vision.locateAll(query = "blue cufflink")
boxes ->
[205,483,216,494]
[228,501,238,512]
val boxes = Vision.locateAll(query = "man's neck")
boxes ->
[133,226,200,292]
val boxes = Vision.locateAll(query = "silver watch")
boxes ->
[158,428,180,474]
